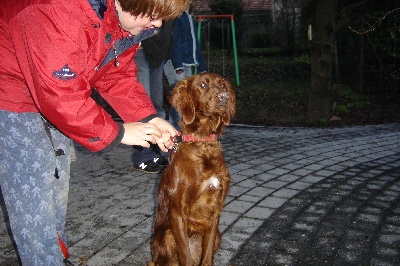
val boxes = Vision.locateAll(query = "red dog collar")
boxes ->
[171,133,218,143]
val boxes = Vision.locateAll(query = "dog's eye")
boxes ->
[200,82,207,89]
[221,83,226,88]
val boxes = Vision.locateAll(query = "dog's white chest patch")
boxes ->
[200,176,221,192]
[207,176,220,189]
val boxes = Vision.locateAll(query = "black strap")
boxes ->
[63,259,75,266]
[90,88,123,122]
[41,117,65,179]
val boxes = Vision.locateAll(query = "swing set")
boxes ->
[196,14,240,86]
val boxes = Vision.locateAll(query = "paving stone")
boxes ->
[1,124,399,265]
[258,196,287,209]
[244,206,275,220]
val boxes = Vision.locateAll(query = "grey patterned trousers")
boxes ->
[0,110,70,265]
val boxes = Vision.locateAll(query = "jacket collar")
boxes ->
[88,0,107,20]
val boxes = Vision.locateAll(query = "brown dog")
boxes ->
[148,73,236,266]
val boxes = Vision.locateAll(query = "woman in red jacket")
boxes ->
[0,0,187,265]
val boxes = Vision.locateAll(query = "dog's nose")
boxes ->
[216,92,229,102]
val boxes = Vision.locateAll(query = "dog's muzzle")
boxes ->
[216,92,230,109]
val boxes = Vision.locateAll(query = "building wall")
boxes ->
[191,0,303,49]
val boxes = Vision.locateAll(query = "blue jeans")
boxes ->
[0,110,70,266]
[134,49,165,119]
[163,60,194,130]
[131,49,166,165]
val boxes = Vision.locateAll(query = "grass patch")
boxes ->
[232,79,309,126]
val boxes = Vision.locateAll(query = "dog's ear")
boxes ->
[222,84,236,126]
[169,78,196,125]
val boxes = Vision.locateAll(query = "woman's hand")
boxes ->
[121,122,162,148]
[148,117,179,152]
[148,117,178,136]
[156,132,174,151]
[120,118,178,151]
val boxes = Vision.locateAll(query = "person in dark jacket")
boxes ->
[164,0,207,129]
[132,20,176,173]
[0,0,187,265]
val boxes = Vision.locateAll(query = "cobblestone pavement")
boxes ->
[1,124,399,266]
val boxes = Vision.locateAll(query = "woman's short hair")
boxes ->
[118,0,188,20]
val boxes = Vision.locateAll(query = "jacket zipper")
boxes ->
[112,42,119,66]
[94,40,119,71]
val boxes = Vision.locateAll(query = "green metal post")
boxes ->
[195,21,202,75]
[197,20,202,47]
[196,15,240,86]
[230,17,240,86]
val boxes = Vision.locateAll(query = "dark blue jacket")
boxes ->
[142,20,176,68]
[169,11,206,73]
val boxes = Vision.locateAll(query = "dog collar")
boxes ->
[171,133,218,143]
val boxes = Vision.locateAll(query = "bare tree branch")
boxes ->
[340,2,400,34]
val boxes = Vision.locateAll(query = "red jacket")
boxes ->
[0,0,158,151]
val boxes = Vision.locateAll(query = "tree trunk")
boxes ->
[307,0,338,123]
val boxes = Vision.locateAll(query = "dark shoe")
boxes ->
[134,159,162,174]
[155,156,169,166]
